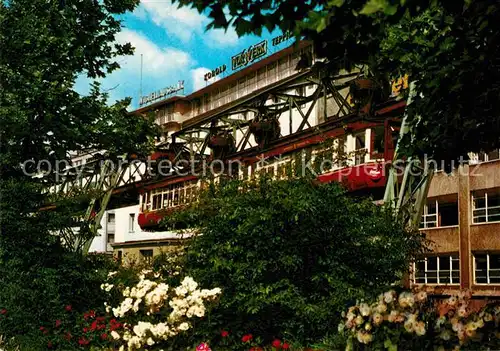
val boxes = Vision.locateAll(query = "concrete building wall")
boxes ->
[417,158,500,296]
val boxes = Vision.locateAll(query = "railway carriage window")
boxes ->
[372,126,385,157]
[179,187,185,204]
[337,136,348,168]
[277,163,287,179]
[173,184,180,206]
[167,191,173,208]
[152,194,162,210]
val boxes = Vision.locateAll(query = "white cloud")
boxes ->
[206,27,239,48]
[136,0,240,48]
[115,29,191,75]
[191,67,221,91]
[75,29,193,108]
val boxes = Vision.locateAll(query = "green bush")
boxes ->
[163,177,427,347]
[0,248,117,350]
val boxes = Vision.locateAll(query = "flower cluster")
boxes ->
[433,290,500,349]
[341,289,429,347]
[37,306,124,349]
[107,269,221,350]
[341,289,500,351]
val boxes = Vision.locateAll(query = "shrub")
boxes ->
[163,177,427,346]
[0,250,116,350]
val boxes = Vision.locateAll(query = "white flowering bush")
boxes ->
[339,289,500,351]
[102,269,221,351]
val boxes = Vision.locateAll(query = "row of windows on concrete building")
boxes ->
[413,253,500,285]
[420,190,500,228]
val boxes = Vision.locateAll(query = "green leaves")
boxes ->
[169,177,426,347]
[360,0,398,16]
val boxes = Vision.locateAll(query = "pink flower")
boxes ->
[221,330,229,337]
[196,342,212,351]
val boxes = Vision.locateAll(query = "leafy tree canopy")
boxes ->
[175,0,500,164]
[0,0,156,340]
[0,0,157,182]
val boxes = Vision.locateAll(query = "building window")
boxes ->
[420,198,459,229]
[107,213,115,223]
[116,250,123,264]
[472,190,500,223]
[140,249,154,265]
[129,214,135,232]
[474,253,500,284]
[413,255,460,284]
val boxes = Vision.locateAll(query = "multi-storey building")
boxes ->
[414,154,500,296]
[86,38,499,297]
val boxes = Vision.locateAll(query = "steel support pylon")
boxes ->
[383,82,434,227]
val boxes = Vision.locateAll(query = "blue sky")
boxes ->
[75,1,291,111]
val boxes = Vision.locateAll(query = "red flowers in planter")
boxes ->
[242,334,253,343]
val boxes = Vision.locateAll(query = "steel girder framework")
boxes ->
[44,155,147,253]
[170,65,361,165]
[383,82,434,227]
[45,63,382,253]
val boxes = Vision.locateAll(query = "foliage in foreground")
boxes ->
[162,177,427,347]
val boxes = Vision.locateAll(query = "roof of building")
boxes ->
[131,40,312,115]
